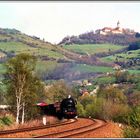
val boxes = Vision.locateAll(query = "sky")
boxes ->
[0,1,140,44]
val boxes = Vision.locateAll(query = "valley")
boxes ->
[0,27,140,138]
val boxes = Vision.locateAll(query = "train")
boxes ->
[37,95,77,120]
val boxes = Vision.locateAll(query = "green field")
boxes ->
[36,60,62,73]
[101,49,140,62]
[71,64,113,73]
[0,60,62,76]
[0,42,33,53]
[0,28,139,83]
[128,69,140,74]
[0,41,64,59]
[93,76,116,84]
[63,44,125,55]
[0,63,6,74]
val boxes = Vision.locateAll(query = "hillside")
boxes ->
[59,32,137,46]
[59,22,138,46]
[0,27,139,83]
[0,28,116,81]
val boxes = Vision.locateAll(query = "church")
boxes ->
[95,21,135,35]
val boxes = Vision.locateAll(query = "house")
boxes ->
[95,21,135,35]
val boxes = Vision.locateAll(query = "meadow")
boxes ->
[101,49,140,62]
[0,41,64,59]
[70,64,113,73]
[63,44,125,55]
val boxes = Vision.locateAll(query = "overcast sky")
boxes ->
[0,1,140,43]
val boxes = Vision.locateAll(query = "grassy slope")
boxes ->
[64,43,140,75]
[0,28,139,81]
[0,63,6,74]
[35,60,63,73]
[63,44,124,55]
[101,49,140,62]
[93,76,116,84]
[0,42,33,53]
[71,64,113,73]
[0,30,66,76]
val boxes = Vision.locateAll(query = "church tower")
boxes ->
[117,20,120,28]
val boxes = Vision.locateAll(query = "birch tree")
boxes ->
[5,53,43,124]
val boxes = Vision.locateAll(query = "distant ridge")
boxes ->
[59,22,137,46]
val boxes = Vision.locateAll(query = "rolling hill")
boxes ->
[0,27,139,83]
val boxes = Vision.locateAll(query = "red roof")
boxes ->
[36,102,48,106]
[102,27,112,31]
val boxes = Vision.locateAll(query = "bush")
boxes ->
[80,96,95,108]
[80,96,130,122]
[123,106,140,138]
[0,114,15,128]
[1,117,12,125]
[123,126,137,138]
[97,85,127,104]
[0,119,4,128]
[85,98,104,119]
[111,104,131,123]
[76,102,86,117]
[128,41,140,51]
[126,106,140,128]
[77,84,131,123]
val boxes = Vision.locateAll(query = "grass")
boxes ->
[63,44,124,55]
[93,76,116,84]
[35,60,62,73]
[0,34,11,40]
[0,41,65,59]
[0,63,6,74]
[128,69,140,74]
[71,64,113,73]
[0,41,34,53]
[102,50,140,62]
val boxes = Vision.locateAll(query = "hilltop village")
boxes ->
[95,21,135,35]
[59,21,136,46]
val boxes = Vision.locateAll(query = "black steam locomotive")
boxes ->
[37,95,77,119]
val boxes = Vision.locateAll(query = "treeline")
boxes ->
[128,40,140,51]
[59,31,137,46]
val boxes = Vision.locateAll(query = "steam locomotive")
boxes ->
[37,95,77,120]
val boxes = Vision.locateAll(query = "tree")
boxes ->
[0,81,7,104]
[76,102,86,117]
[97,85,127,104]
[115,70,129,83]
[4,53,44,124]
[128,41,140,51]
[44,80,72,103]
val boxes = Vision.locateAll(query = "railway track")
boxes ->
[0,118,77,137]
[34,118,107,138]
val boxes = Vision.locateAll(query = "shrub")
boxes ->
[123,126,137,138]
[97,85,127,104]
[0,119,4,128]
[123,106,140,138]
[85,98,104,119]
[0,114,15,128]
[83,97,130,122]
[80,96,95,108]
[128,41,140,51]
[76,102,86,117]
[126,106,140,128]
[1,117,12,125]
